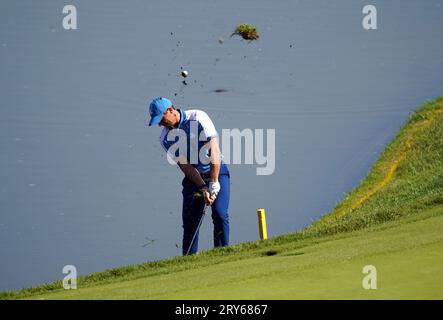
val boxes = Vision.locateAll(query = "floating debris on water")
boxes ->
[218,37,224,44]
[181,70,188,78]
[213,89,229,93]
[141,237,157,248]
[231,24,259,40]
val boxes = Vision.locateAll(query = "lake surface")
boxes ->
[1,0,442,291]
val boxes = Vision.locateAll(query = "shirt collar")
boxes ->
[176,109,186,127]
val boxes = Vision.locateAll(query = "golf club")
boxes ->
[185,203,210,256]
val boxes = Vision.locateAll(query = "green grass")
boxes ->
[1,97,443,300]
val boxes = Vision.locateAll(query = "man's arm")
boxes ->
[177,162,206,188]
[194,110,220,183]
[177,162,214,205]
[176,137,220,186]
[207,137,222,198]
[209,137,221,183]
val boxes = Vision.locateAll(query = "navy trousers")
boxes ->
[181,172,230,255]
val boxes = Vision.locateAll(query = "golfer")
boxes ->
[148,97,230,255]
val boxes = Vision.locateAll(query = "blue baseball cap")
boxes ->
[148,97,173,126]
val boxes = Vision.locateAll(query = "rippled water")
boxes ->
[1,0,442,291]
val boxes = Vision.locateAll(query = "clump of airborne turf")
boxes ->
[231,24,259,40]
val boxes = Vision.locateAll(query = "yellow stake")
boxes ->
[257,208,268,240]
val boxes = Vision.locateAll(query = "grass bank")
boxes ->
[1,97,442,299]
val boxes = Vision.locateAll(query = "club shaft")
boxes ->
[185,204,209,256]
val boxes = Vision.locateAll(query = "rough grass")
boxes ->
[1,96,442,300]
[309,97,443,235]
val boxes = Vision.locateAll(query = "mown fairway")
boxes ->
[26,206,443,299]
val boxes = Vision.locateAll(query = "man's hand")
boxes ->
[201,187,216,205]
[209,181,220,197]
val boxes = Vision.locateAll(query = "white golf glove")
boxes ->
[209,181,220,197]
